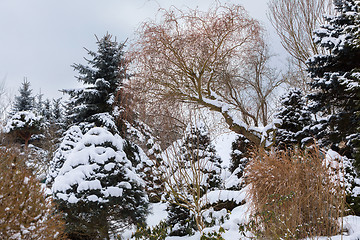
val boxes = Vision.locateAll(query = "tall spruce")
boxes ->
[306,0,360,214]
[62,33,128,127]
[306,0,360,167]
[51,34,149,238]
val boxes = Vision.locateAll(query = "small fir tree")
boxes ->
[274,89,312,149]
[167,122,222,236]
[52,127,148,239]
[227,135,253,190]
[12,78,34,114]
[52,98,63,122]
[5,111,42,148]
[46,125,83,186]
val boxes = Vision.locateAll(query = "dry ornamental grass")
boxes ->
[0,147,67,239]
[246,146,345,239]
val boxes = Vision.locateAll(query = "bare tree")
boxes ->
[131,4,282,145]
[268,0,333,90]
[235,40,283,126]
[0,77,12,121]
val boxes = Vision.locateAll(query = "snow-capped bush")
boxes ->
[52,127,148,239]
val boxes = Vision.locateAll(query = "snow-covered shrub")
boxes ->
[52,127,148,239]
[200,227,225,240]
[274,89,312,149]
[162,122,223,236]
[5,111,43,148]
[246,146,344,239]
[46,125,83,186]
[228,135,253,190]
[0,147,67,239]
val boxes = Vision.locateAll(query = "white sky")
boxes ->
[0,0,285,100]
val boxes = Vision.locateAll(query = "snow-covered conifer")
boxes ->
[53,127,148,239]
[46,126,83,186]
[306,0,360,214]
[12,79,34,114]
[63,33,128,126]
[307,0,360,158]
[5,111,42,148]
[181,122,222,192]
[227,135,253,190]
[166,122,222,236]
[274,89,312,149]
[52,34,151,237]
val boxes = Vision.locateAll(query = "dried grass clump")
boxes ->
[0,147,67,239]
[246,146,345,239]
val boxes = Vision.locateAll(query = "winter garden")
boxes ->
[0,0,360,239]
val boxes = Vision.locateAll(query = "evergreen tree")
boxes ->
[46,126,83,187]
[63,33,128,126]
[42,98,52,121]
[274,89,312,149]
[229,135,253,174]
[227,135,253,190]
[5,111,42,148]
[51,34,150,238]
[12,78,34,114]
[180,122,222,192]
[306,0,360,166]
[167,122,222,236]
[52,98,63,122]
[306,0,360,214]
[52,127,148,239]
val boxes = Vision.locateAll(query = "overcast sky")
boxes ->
[0,0,284,100]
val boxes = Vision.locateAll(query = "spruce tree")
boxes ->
[227,135,253,190]
[52,127,148,239]
[167,122,222,236]
[52,98,63,121]
[63,33,128,126]
[306,0,360,214]
[306,0,360,166]
[51,34,150,238]
[274,89,312,149]
[12,79,34,114]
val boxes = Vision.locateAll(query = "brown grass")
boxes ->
[246,146,345,239]
[0,147,67,239]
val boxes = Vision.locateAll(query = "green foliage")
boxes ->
[131,221,169,240]
[200,227,225,240]
[12,79,34,114]
[63,33,128,128]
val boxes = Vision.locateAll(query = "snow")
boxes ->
[311,216,360,240]
[147,202,169,227]
[204,189,247,205]
[52,127,144,204]
[4,110,42,133]
[105,187,123,197]
[213,132,238,168]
